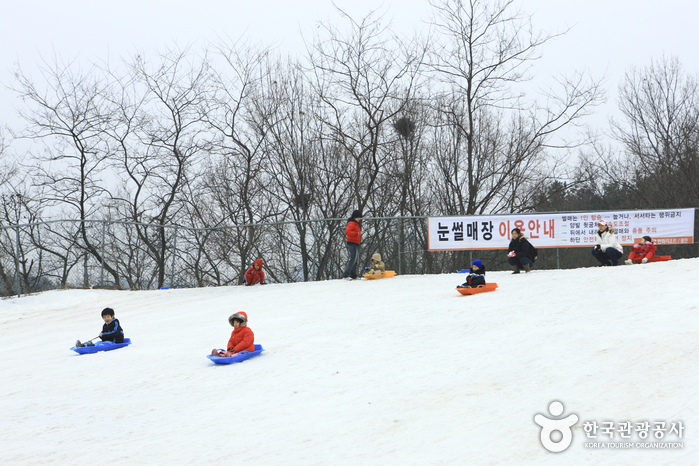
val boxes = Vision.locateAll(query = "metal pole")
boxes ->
[83,254,88,288]
[557,248,560,269]
[398,217,403,276]
[14,226,21,297]
[100,221,106,287]
[170,226,178,288]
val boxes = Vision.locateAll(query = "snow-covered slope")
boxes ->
[2,259,698,465]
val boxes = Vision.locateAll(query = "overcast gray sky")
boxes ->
[2,0,698,140]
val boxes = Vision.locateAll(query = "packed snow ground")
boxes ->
[1,258,698,465]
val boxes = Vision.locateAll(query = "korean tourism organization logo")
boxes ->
[534,401,578,452]
[534,401,685,452]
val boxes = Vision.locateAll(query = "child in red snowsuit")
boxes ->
[244,259,265,285]
[211,312,255,356]
[626,236,657,264]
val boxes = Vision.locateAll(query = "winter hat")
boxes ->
[597,220,608,226]
[472,259,483,268]
[351,210,363,219]
[372,253,382,262]
[228,311,248,327]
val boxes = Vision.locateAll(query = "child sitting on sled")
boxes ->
[626,236,657,264]
[244,258,266,285]
[364,253,386,275]
[211,312,255,357]
[76,307,125,347]
[457,260,486,289]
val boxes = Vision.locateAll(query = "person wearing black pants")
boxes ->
[591,220,624,266]
[507,228,537,273]
[343,210,362,280]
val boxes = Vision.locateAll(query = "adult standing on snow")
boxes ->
[343,210,362,280]
[591,220,623,266]
[507,228,537,274]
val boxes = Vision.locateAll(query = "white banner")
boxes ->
[427,209,695,251]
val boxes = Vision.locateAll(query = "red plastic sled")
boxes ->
[456,282,498,295]
[364,270,396,280]
[628,255,672,264]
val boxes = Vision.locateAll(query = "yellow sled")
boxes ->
[363,270,397,280]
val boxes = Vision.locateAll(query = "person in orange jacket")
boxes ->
[343,210,362,280]
[626,236,657,264]
[244,258,265,285]
[211,312,255,356]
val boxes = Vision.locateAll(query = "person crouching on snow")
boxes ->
[244,258,265,285]
[212,312,255,357]
[507,228,537,273]
[626,236,657,264]
[591,220,624,266]
[457,259,486,289]
[365,253,386,275]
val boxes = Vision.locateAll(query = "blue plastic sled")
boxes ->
[457,269,470,273]
[71,338,132,354]
[207,344,264,364]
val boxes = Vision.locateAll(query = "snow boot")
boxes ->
[86,341,95,346]
[625,259,633,265]
[523,263,531,273]
[76,340,84,348]
[511,265,520,274]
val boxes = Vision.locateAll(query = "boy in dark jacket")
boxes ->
[76,307,125,347]
[507,228,537,273]
[457,259,486,288]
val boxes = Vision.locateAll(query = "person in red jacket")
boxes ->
[211,312,255,356]
[244,258,265,285]
[626,236,657,264]
[343,210,362,280]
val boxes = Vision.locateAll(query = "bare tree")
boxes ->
[251,56,348,281]
[427,0,603,215]
[11,59,123,287]
[611,56,699,207]
[0,129,17,190]
[308,8,426,215]
[108,47,212,288]
[197,41,280,283]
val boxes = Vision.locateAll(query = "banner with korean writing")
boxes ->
[427,209,695,251]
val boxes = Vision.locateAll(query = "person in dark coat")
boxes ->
[99,307,125,343]
[457,259,486,288]
[507,228,537,274]
[343,210,362,280]
[75,307,125,347]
